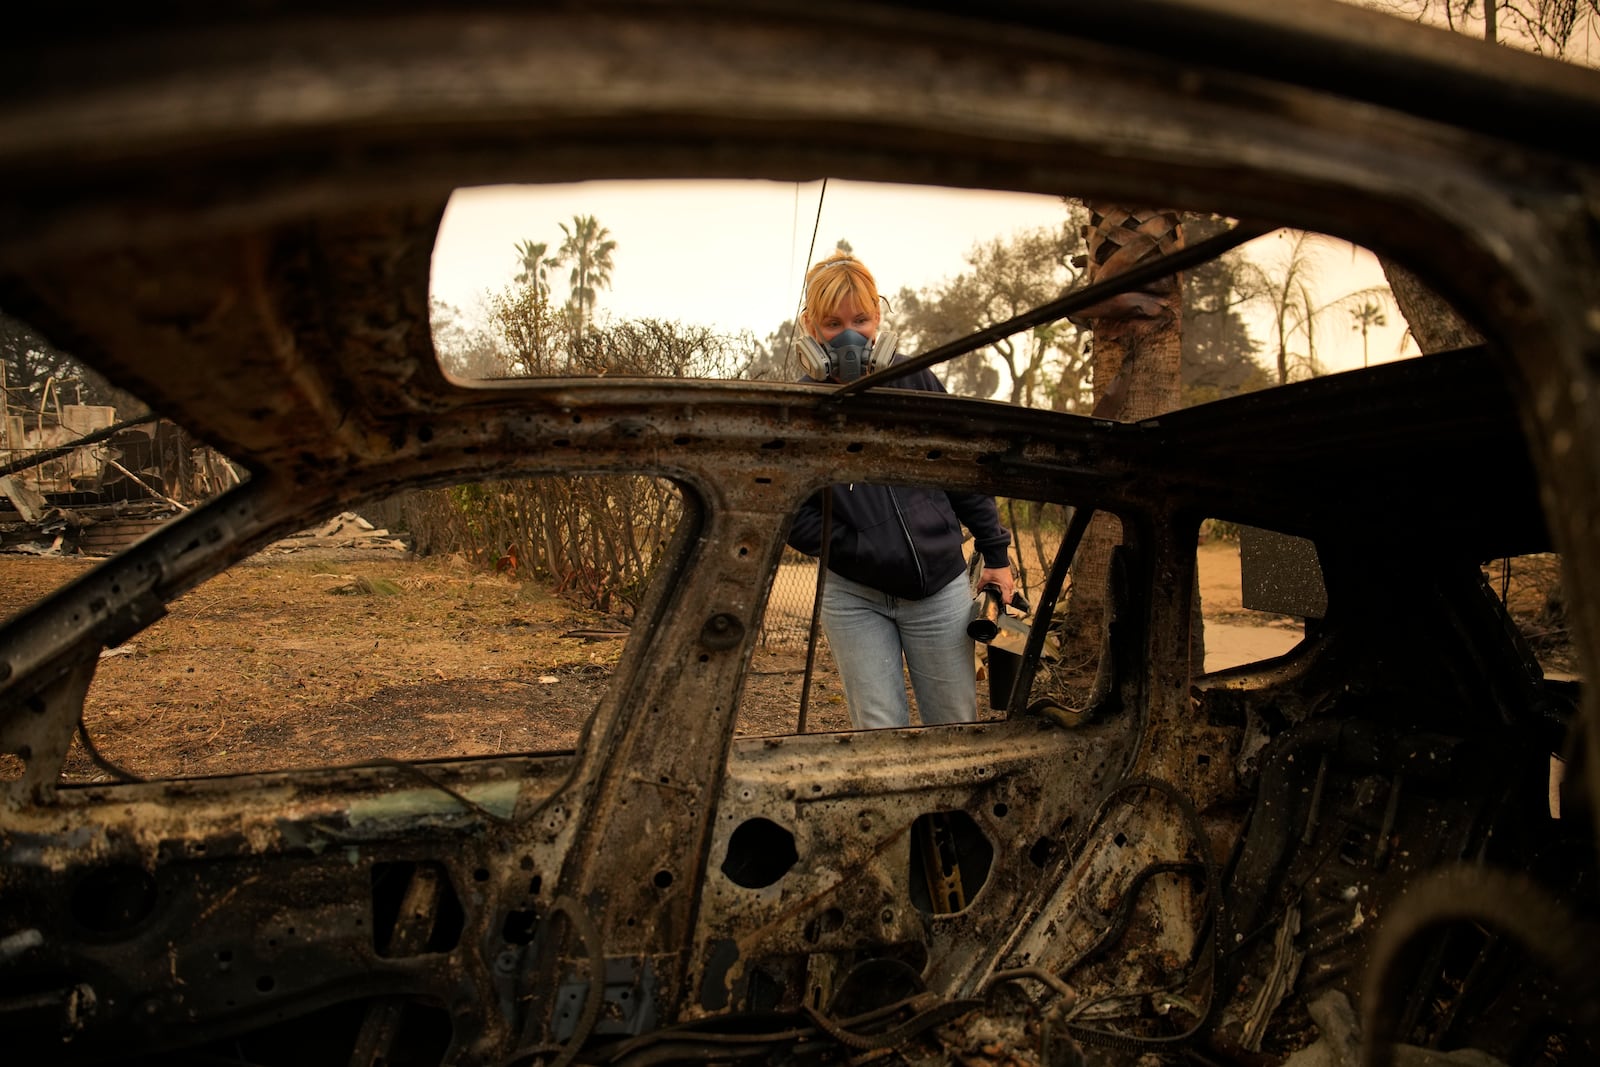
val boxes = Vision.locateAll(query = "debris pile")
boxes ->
[2,405,241,555]
[1,471,177,556]
[265,512,410,554]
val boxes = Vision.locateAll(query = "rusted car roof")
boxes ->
[2,3,1598,1065]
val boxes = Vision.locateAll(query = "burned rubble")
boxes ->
[1,404,238,556]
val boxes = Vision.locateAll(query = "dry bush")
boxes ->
[372,478,678,620]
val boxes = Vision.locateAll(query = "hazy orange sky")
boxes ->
[430,179,1414,382]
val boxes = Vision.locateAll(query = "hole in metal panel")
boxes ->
[722,817,798,889]
[909,810,993,916]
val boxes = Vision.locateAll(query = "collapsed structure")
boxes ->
[0,398,238,554]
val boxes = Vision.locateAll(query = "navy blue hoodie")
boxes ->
[786,364,1011,600]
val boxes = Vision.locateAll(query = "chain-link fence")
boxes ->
[759,548,824,650]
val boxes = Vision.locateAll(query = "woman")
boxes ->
[786,251,1014,730]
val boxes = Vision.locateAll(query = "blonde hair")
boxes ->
[802,252,880,338]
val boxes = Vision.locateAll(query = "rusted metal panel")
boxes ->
[0,3,1596,1064]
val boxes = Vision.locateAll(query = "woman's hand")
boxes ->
[979,565,1014,606]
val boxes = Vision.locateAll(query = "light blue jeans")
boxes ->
[820,570,977,730]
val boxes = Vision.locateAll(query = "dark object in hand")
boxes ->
[968,584,1005,642]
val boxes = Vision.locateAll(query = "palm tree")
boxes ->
[1241,230,1393,383]
[1350,300,1387,368]
[1249,229,1322,385]
[1075,203,1186,420]
[513,239,557,301]
[1377,257,1480,354]
[556,215,617,331]
[1062,202,1187,705]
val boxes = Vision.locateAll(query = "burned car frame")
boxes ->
[3,2,1600,1064]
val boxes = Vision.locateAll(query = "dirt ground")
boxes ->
[0,540,1561,784]
[0,544,865,783]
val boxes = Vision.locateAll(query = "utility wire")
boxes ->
[831,219,1275,398]
[783,178,829,366]
[792,178,832,733]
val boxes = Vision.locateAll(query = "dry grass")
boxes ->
[0,547,858,784]
[2,541,1571,785]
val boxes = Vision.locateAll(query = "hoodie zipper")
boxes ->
[888,488,926,593]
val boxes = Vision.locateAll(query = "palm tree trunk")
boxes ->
[1061,205,1186,697]
[1378,257,1482,353]
[1062,204,1209,984]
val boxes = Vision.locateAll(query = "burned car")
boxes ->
[3,2,1600,1065]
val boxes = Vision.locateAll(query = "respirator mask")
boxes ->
[794,323,899,383]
